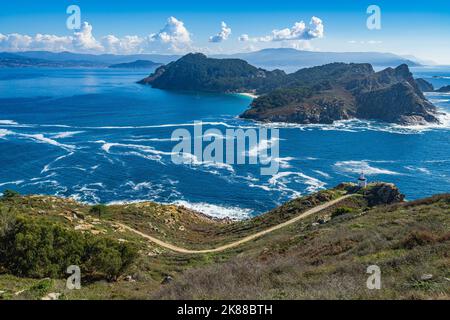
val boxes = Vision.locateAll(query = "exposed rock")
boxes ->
[161,275,173,285]
[244,63,439,125]
[355,81,439,125]
[41,292,61,300]
[317,215,331,224]
[420,274,433,281]
[336,182,359,193]
[436,85,450,93]
[362,183,405,206]
[415,78,434,92]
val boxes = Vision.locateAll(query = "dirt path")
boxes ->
[117,195,352,254]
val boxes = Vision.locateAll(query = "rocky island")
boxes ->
[436,85,450,93]
[415,78,434,92]
[139,53,440,125]
[108,60,162,69]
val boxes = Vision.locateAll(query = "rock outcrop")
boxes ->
[361,182,405,206]
[242,64,440,125]
[436,85,450,93]
[415,78,434,92]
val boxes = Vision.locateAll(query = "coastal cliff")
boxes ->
[436,85,450,93]
[242,64,440,125]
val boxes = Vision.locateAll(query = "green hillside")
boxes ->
[0,183,448,300]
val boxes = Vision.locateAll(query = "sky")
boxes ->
[1,0,449,64]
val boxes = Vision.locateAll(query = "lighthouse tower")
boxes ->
[358,172,367,188]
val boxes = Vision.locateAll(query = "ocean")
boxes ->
[0,66,449,219]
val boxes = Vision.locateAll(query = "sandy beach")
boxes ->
[236,92,259,99]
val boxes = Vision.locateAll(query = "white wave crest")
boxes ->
[21,133,76,151]
[334,160,401,175]
[51,131,84,139]
[0,180,24,187]
[0,129,13,138]
[313,170,331,178]
[268,171,326,194]
[171,200,253,220]
[0,120,18,125]
[404,166,431,175]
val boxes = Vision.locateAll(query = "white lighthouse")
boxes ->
[358,172,367,188]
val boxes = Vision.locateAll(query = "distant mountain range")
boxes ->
[213,48,423,70]
[0,52,103,68]
[0,48,426,70]
[0,51,178,68]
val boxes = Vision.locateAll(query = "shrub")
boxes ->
[29,279,53,297]
[83,237,138,281]
[1,190,19,200]
[399,231,437,249]
[331,207,354,218]
[0,216,137,280]
[0,206,16,238]
[90,204,108,218]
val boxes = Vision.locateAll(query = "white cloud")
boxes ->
[0,22,101,53]
[209,21,231,43]
[238,34,249,42]
[149,16,192,52]
[239,16,324,43]
[32,34,72,51]
[101,35,144,54]
[72,22,103,51]
[0,33,33,51]
[0,17,193,54]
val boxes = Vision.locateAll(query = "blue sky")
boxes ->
[1,0,449,64]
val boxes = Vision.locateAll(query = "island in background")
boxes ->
[108,60,162,69]
[139,53,440,125]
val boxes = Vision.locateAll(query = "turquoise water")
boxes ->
[0,67,449,218]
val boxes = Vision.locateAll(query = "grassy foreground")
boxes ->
[0,183,448,300]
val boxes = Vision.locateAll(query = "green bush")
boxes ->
[83,237,137,281]
[0,206,16,238]
[29,279,53,297]
[1,189,19,200]
[331,207,354,218]
[0,215,137,280]
[89,204,108,218]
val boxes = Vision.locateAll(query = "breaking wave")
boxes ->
[170,200,253,220]
[334,161,401,175]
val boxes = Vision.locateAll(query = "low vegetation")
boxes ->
[0,185,448,300]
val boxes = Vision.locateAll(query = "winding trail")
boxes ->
[117,194,352,254]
